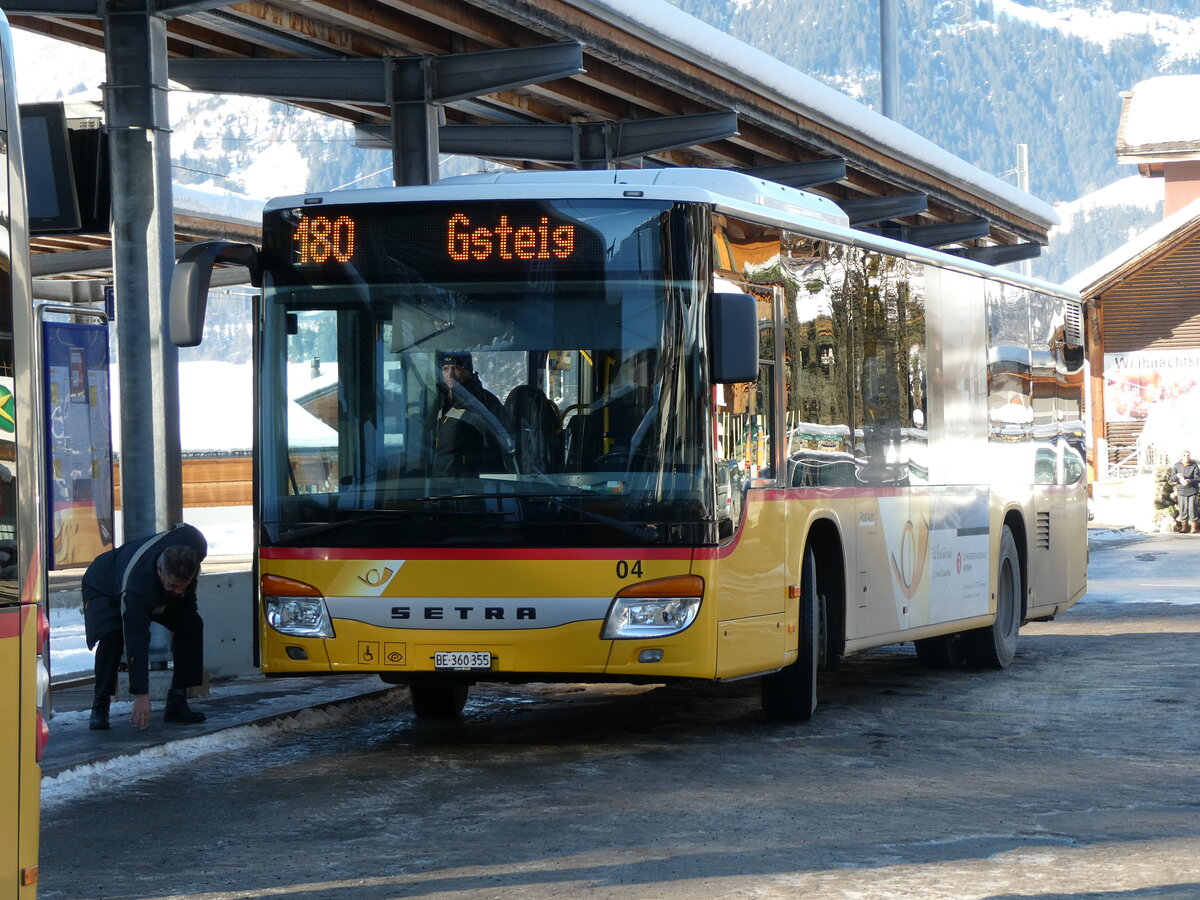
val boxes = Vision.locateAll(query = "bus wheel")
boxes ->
[410,680,469,718]
[914,633,966,668]
[761,548,819,722]
[963,525,1021,669]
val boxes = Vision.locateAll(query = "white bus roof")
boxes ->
[266,168,849,229]
[266,168,1078,299]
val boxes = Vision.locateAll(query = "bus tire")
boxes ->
[410,680,469,718]
[963,524,1021,669]
[914,633,966,668]
[761,548,819,722]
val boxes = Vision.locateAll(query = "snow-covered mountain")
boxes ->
[12,28,394,202]
[990,0,1200,61]
[670,0,1197,281]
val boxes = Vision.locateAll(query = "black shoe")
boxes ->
[89,698,110,731]
[164,688,206,724]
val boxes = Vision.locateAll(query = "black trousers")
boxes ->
[93,604,204,700]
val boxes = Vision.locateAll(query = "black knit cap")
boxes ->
[437,352,473,370]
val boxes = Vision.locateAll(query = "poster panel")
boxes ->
[1103,349,1200,423]
[43,321,113,569]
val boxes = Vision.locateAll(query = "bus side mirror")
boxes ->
[710,291,758,384]
[170,241,259,347]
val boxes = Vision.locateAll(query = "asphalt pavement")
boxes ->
[42,672,396,778]
[38,525,1156,781]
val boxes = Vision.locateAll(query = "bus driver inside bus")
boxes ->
[433,352,506,477]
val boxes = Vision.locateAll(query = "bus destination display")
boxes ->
[292,211,579,267]
[266,197,650,288]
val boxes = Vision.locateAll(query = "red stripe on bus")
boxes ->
[0,606,23,639]
[261,546,694,561]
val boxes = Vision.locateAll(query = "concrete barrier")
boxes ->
[49,566,256,688]
[196,570,255,677]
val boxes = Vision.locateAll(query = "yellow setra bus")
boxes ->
[172,167,1087,721]
[0,12,49,898]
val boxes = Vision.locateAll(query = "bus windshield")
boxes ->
[258,198,714,548]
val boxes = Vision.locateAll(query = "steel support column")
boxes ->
[388,57,440,186]
[103,0,182,536]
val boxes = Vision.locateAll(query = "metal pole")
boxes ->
[880,0,900,121]
[1017,143,1032,277]
[103,0,182,537]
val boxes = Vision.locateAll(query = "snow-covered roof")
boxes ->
[109,361,336,455]
[16,8,1057,236]
[569,0,1058,230]
[174,183,262,229]
[1116,75,1200,163]
[1065,194,1200,296]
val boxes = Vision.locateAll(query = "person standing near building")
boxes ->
[1173,450,1200,533]
[82,522,209,729]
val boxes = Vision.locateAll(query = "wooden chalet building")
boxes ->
[1068,75,1200,481]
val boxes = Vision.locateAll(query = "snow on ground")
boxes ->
[10,30,104,105]
[42,688,406,810]
[48,608,92,679]
[1088,527,1141,544]
[184,505,254,557]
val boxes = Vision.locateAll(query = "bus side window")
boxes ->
[743,368,774,479]
[1061,443,1085,485]
[1034,447,1057,484]
[783,241,855,490]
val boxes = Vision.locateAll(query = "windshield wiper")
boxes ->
[538,495,660,543]
[277,511,414,544]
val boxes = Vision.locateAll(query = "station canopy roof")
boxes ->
[8,0,1058,279]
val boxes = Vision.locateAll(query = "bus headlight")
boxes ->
[601,575,703,639]
[264,595,335,638]
[262,574,335,638]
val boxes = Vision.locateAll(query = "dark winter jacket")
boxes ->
[81,523,208,694]
[433,374,506,476]
[1174,461,1200,497]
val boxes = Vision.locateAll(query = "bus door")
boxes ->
[1059,440,1087,601]
[850,250,924,639]
[854,454,910,637]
